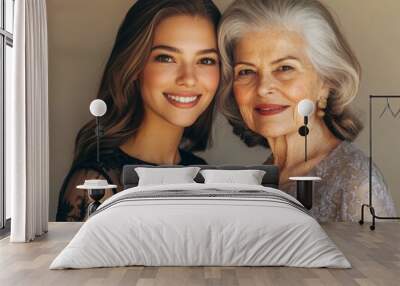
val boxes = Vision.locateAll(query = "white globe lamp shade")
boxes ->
[297,99,315,117]
[90,99,107,117]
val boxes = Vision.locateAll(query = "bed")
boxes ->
[50,165,350,269]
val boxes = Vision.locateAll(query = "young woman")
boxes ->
[56,0,221,221]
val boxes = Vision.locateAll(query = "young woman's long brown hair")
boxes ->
[73,0,221,166]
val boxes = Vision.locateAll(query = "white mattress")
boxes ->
[50,183,350,269]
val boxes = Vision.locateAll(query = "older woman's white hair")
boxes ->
[218,0,362,147]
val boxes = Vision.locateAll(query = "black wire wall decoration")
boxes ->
[359,95,400,230]
[379,97,400,118]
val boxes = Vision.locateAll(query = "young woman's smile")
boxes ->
[163,91,202,108]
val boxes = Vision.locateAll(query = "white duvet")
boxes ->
[50,183,350,269]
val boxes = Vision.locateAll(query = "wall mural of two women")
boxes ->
[53,0,397,222]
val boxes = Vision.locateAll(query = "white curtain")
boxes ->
[8,0,49,242]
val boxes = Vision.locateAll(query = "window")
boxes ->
[0,0,14,231]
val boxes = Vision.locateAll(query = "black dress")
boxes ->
[56,148,207,222]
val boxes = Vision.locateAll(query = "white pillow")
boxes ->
[135,167,201,186]
[200,169,266,185]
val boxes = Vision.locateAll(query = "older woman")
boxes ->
[218,0,397,221]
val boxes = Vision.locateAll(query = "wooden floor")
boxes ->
[0,222,399,286]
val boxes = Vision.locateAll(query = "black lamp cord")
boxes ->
[94,117,116,194]
[96,116,100,163]
[298,116,309,162]
[304,116,308,162]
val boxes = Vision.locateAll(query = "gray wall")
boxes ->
[47,0,400,220]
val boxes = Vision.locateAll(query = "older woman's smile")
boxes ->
[254,103,290,116]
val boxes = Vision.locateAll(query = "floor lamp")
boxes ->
[292,99,319,209]
[77,99,117,215]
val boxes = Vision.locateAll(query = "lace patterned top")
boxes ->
[56,148,207,222]
[279,141,397,222]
